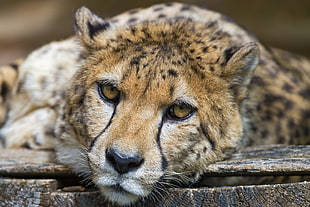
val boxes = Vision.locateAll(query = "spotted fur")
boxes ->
[0,2,309,206]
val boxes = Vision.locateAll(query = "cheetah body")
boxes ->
[0,3,310,205]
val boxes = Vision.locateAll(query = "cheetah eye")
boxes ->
[167,103,194,120]
[98,83,120,103]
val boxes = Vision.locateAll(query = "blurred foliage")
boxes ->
[0,0,309,64]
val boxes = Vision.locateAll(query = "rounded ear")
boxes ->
[221,42,260,103]
[74,7,111,49]
[222,42,260,85]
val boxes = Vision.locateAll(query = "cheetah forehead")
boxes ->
[75,2,257,51]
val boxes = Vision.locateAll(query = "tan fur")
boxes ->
[0,2,309,206]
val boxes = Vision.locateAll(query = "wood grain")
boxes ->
[0,145,309,206]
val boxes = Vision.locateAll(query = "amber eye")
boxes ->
[167,104,194,120]
[98,83,120,103]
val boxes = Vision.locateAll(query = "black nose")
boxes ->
[106,148,144,174]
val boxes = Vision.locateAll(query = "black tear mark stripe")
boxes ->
[89,106,117,150]
[200,123,216,150]
[156,117,168,170]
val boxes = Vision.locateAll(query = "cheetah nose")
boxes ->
[106,148,144,174]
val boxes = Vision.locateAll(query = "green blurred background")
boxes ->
[0,0,309,65]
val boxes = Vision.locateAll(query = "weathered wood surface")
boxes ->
[0,149,74,177]
[0,178,57,206]
[47,181,310,207]
[149,181,310,207]
[204,145,310,176]
[0,145,309,206]
[1,145,309,177]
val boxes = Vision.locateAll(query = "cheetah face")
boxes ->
[56,7,259,205]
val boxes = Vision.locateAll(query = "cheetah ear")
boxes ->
[74,7,111,49]
[222,42,260,103]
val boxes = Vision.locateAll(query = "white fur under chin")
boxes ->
[100,186,140,206]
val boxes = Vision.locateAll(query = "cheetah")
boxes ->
[0,2,310,206]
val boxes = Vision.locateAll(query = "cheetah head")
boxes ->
[56,7,259,206]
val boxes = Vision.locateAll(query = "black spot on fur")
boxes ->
[68,107,73,117]
[294,130,301,139]
[153,7,163,12]
[299,89,310,99]
[261,130,269,138]
[264,94,284,104]
[165,2,174,6]
[251,76,266,86]
[206,21,217,29]
[157,14,166,18]
[203,147,207,153]
[303,126,309,137]
[142,80,151,95]
[202,47,209,53]
[1,82,8,97]
[78,91,86,105]
[278,136,285,143]
[210,36,217,41]
[181,5,192,11]
[277,111,285,118]
[127,17,138,24]
[287,119,296,129]
[130,57,140,65]
[130,27,137,35]
[168,69,178,77]
[282,83,293,93]
[284,100,294,110]
[170,86,174,96]
[303,111,310,119]
[264,94,294,110]
[191,65,206,79]
[262,111,272,121]
[88,21,110,38]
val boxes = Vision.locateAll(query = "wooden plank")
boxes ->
[152,181,310,207]
[0,149,74,177]
[0,178,57,207]
[50,191,108,207]
[0,145,309,177]
[49,181,310,207]
[203,157,310,176]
